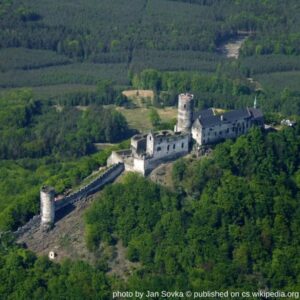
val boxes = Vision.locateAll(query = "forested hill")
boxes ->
[85,126,300,293]
[1,0,300,119]
[1,126,299,298]
[1,0,300,94]
[2,0,300,59]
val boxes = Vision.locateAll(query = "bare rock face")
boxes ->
[149,161,174,189]
[17,196,97,263]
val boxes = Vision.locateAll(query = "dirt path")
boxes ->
[219,35,248,59]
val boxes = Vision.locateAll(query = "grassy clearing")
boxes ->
[122,89,154,99]
[116,106,177,132]
[116,107,152,132]
[157,107,178,121]
[122,89,154,106]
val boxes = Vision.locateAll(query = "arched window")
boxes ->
[173,144,176,150]
[167,145,170,151]
[181,143,184,148]
[157,147,161,152]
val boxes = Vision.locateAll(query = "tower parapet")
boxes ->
[40,186,55,231]
[175,93,194,133]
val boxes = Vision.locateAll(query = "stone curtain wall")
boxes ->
[14,163,124,237]
[55,163,124,210]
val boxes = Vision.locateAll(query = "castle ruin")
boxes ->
[108,93,264,175]
[35,93,263,230]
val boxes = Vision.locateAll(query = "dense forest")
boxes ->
[84,126,300,295]
[1,0,300,97]
[0,88,130,231]
[131,68,300,116]
[0,0,300,298]
[0,91,128,160]
[2,0,300,59]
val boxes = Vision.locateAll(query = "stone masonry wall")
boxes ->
[55,163,124,210]
[14,163,124,238]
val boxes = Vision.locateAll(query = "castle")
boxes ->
[35,93,263,231]
[108,93,264,175]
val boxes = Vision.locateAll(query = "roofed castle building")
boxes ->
[108,93,264,175]
[191,106,263,145]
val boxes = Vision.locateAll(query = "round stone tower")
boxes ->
[175,93,194,133]
[40,186,55,230]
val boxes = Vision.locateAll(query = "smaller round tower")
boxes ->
[40,186,55,231]
[175,93,194,133]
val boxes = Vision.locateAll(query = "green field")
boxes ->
[116,106,177,132]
